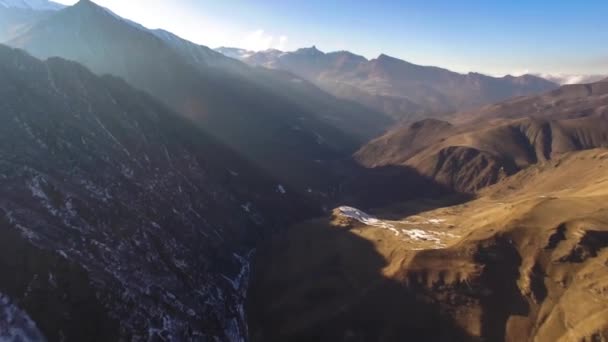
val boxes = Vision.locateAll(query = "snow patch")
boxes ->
[337,206,458,248]
[0,292,46,341]
[277,185,286,195]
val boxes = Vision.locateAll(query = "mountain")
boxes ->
[356,80,608,192]
[0,0,63,10]
[151,29,249,72]
[0,44,321,341]
[0,4,54,42]
[8,0,393,195]
[215,46,255,60]
[217,46,559,121]
[249,148,608,341]
[453,79,608,124]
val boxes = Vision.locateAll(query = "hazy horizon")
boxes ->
[52,0,608,78]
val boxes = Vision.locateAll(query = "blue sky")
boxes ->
[55,0,608,76]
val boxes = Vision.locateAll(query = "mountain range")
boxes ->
[1,1,607,341]
[5,0,394,196]
[356,79,608,192]
[252,147,608,341]
[0,42,324,341]
[216,46,559,121]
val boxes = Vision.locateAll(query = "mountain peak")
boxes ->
[67,0,148,31]
[73,0,102,10]
[375,53,405,65]
[377,53,395,60]
[295,45,324,56]
[327,50,368,61]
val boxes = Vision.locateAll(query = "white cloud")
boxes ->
[536,73,607,85]
[241,29,288,51]
[510,69,531,77]
[491,69,607,84]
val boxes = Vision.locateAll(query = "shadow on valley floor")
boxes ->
[0,218,120,341]
[247,215,475,342]
[331,162,475,211]
[247,166,480,342]
[246,162,538,342]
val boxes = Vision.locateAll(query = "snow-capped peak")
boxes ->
[0,0,64,11]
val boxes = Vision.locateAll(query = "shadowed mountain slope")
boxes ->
[0,44,318,341]
[356,81,608,192]
[8,0,392,193]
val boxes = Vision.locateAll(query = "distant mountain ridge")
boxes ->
[534,73,607,85]
[0,0,63,10]
[7,0,393,195]
[217,46,559,121]
[215,46,256,60]
[0,1,58,42]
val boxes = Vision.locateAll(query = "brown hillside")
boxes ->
[453,80,608,124]
[249,149,608,342]
[356,84,608,193]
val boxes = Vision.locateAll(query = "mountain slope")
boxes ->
[249,148,608,341]
[215,46,255,60]
[8,0,392,194]
[0,0,63,10]
[151,28,249,72]
[356,81,608,192]
[218,46,558,121]
[0,44,317,341]
[0,5,54,42]
[453,80,608,124]
[152,29,393,143]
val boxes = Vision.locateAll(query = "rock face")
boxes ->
[217,47,558,121]
[0,45,317,341]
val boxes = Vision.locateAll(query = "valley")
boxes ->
[0,1,607,341]
[249,149,608,341]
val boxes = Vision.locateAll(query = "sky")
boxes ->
[54,0,608,77]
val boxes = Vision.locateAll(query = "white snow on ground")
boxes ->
[337,206,458,248]
[338,206,384,226]
[0,292,46,341]
[277,185,286,195]
[400,229,442,243]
